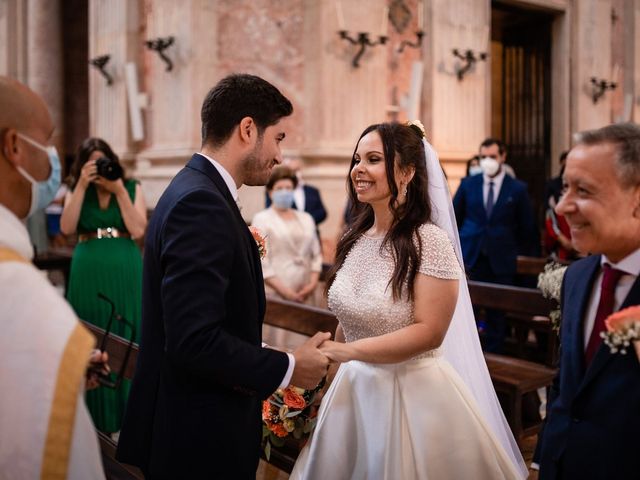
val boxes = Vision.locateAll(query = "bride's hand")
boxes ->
[319,340,352,363]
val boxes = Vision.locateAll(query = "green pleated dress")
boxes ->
[66,180,142,433]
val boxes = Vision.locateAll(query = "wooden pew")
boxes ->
[468,280,559,366]
[465,281,559,445]
[33,247,73,294]
[82,321,143,480]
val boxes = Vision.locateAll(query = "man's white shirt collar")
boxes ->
[197,152,239,202]
[601,248,640,276]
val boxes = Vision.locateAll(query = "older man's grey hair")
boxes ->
[574,122,640,188]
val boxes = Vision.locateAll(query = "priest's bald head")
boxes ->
[0,76,56,219]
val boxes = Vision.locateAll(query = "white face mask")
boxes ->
[479,157,500,177]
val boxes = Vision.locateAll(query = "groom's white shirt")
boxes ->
[198,152,295,389]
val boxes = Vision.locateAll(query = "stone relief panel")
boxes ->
[216,0,305,148]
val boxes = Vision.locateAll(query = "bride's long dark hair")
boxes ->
[326,122,433,301]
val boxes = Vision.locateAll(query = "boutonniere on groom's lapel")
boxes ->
[248,226,267,260]
[601,306,640,361]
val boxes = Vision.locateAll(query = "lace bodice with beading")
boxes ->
[328,223,461,360]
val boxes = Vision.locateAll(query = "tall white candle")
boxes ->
[336,1,345,31]
[381,6,389,36]
[612,64,620,84]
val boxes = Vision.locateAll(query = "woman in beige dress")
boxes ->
[252,166,323,305]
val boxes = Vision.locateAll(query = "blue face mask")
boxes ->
[271,189,295,210]
[15,132,61,218]
[468,165,483,176]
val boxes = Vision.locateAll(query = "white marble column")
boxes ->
[426,0,491,187]
[88,0,141,159]
[297,0,389,241]
[571,0,614,131]
[133,0,218,206]
[0,0,28,81]
[26,0,64,150]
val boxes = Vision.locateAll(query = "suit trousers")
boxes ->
[468,253,514,353]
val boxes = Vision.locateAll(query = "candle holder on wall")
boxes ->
[338,31,388,68]
[89,55,113,86]
[397,30,425,53]
[590,77,616,104]
[452,49,487,81]
[145,36,175,71]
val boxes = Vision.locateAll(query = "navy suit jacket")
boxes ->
[265,184,327,225]
[116,155,289,479]
[453,173,535,276]
[539,255,640,479]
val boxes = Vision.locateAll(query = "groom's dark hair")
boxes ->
[201,73,293,147]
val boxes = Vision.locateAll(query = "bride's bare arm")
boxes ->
[319,273,458,364]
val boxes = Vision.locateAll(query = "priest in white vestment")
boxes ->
[0,76,104,479]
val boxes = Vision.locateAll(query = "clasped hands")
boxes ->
[288,332,351,390]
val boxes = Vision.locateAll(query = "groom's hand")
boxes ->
[290,332,331,389]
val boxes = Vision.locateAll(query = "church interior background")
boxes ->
[1,0,639,258]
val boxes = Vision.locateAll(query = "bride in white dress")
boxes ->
[290,122,528,479]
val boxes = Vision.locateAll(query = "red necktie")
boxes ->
[584,264,625,366]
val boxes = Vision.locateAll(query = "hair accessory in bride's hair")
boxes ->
[405,119,426,139]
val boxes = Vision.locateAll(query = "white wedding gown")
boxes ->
[290,224,523,480]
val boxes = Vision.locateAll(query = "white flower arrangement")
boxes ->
[537,262,568,333]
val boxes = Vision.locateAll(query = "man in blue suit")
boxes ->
[116,74,330,479]
[538,123,640,479]
[453,138,536,352]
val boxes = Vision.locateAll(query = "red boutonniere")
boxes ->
[248,226,267,260]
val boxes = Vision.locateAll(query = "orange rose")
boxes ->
[270,423,289,438]
[248,226,267,259]
[283,388,306,410]
[262,400,273,421]
[605,306,640,332]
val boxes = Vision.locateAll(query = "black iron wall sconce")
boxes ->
[145,36,175,71]
[336,2,388,68]
[452,49,487,81]
[89,55,113,85]
[590,77,616,104]
[397,30,425,53]
[396,0,424,54]
[338,31,388,68]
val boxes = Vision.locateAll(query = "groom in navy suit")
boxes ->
[538,123,640,479]
[116,74,330,479]
[453,138,536,352]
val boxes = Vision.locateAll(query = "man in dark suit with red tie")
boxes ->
[538,123,640,479]
[116,74,330,479]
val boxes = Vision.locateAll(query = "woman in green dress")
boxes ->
[61,137,147,434]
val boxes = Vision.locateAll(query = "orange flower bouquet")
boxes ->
[261,379,325,460]
[248,226,267,260]
[601,306,640,360]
